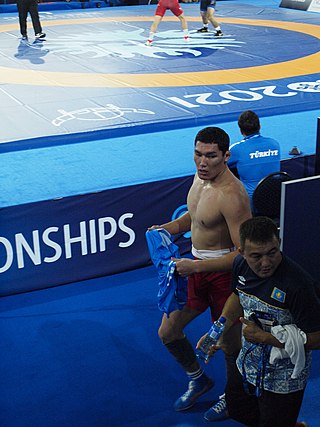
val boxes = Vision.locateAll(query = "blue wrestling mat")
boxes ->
[0,1,319,149]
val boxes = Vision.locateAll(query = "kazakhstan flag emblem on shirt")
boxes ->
[271,287,286,303]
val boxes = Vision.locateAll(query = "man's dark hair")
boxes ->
[240,216,279,248]
[238,110,260,136]
[194,127,230,155]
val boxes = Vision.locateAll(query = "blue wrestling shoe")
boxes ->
[204,393,228,422]
[174,375,214,411]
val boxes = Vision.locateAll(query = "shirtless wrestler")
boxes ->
[148,126,252,419]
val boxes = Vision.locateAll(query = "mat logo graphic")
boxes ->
[52,105,155,126]
[47,29,244,59]
[287,80,320,92]
[0,214,135,273]
[168,80,320,109]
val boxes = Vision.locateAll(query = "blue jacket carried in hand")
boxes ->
[145,229,187,318]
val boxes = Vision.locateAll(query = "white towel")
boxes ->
[269,324,307,379]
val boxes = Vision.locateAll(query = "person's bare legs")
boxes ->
[206,8,220,30]
[199,10,209,27]
[177,14,189,41]
[198,9,223,35]
[146,15,162,45]
[178,14,188,31]
[150,15,162,34]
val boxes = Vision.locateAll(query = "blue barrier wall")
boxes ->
[0,176,192,296]
[280,175,320,281]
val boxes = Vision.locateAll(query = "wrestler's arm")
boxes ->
[193,247,238,273]
[148,175,195,235]
[148,211,191,235]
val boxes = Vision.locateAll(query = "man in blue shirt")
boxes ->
[228,111,281,206]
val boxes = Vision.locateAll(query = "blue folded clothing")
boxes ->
[145,229,187,317]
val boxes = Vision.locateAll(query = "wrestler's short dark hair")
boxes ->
[240,216,279,249]
[194,127,230,154]
[238,110,260,135]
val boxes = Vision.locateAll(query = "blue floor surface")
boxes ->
[2,109,320,208]
[1,265,319,426]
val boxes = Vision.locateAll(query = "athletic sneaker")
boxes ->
[295,423,308,427]
[213,30,223,37]
[174,375,214,411]
[21,35,28,41]
[197,27,208,33]
[184,36,190,43]
[145,40,152,46]
[35,32,46,39]
[204,393,228,421]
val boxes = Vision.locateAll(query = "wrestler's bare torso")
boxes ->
[188,163,250,252]
[148,140,251,260]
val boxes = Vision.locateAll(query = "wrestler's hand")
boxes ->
[240,317,266,344]
[196,333,221,364]
[147,225,163,231]
[147,224,177,234]
[172,257,196,277]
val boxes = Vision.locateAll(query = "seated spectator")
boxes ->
[228,110,281,206]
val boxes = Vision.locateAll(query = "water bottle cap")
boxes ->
[219,316,226,324]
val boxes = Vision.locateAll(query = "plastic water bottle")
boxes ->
[196,316,226,362]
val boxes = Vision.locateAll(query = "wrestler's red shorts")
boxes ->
[187,270,232,321]
[155,0,183,17]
